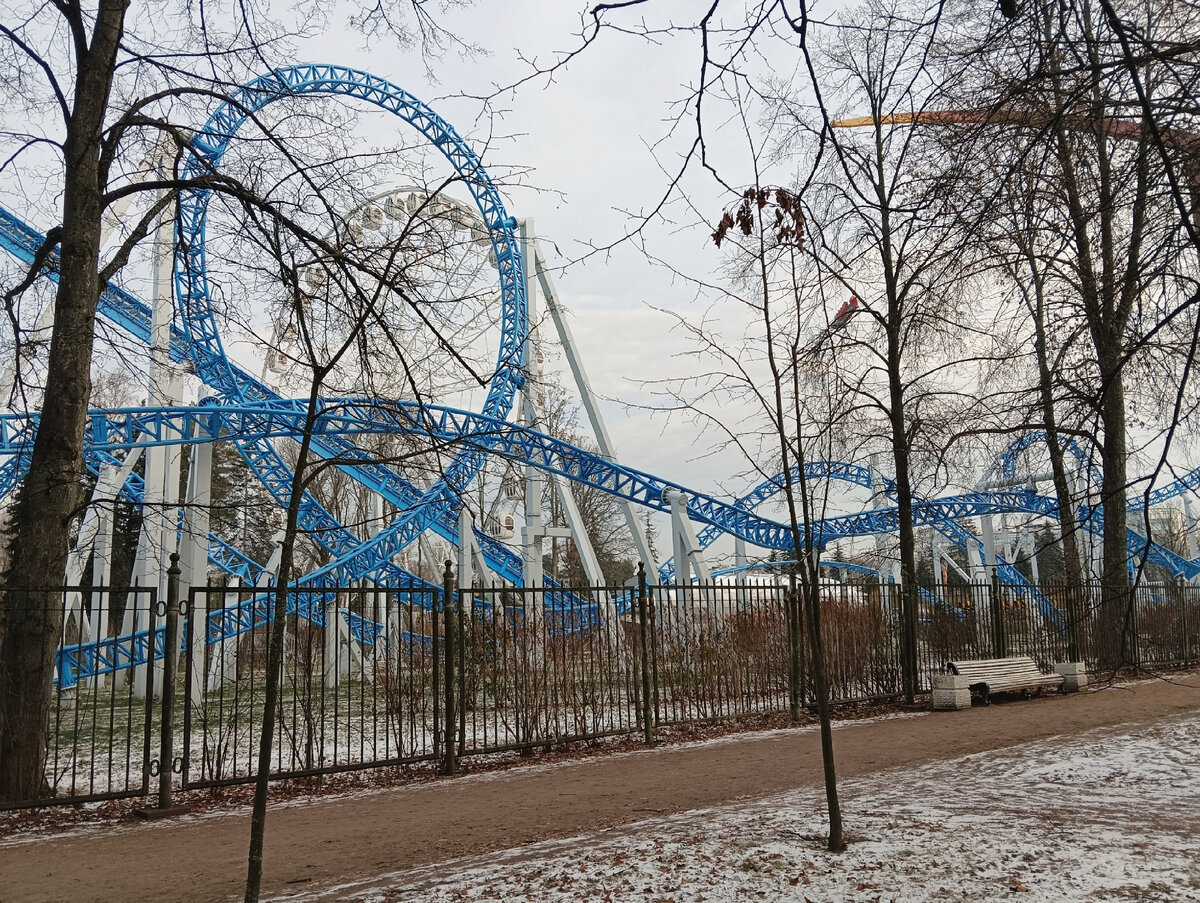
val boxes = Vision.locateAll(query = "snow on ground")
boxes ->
[288,712,1200,903]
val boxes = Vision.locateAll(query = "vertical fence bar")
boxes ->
[182,587,196,790]
[152,554,183,811]
[787,574,801,719]
[457,585,467,758]
[637,563,653,746]
[989,570,1006,659]
[442,562,456,775]
[1184,586,1192,667]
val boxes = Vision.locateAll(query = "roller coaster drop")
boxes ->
[1,66,1197,695]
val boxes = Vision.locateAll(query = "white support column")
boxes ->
[180,425,213,706]
[979,515,999,574]
[1027,530,1041,585]
[419,533,445,583]
[999,514,1014,564]
[937,540,973,583]
[79,500,118,691]
[519,221,545,599]
[458,506,474,595]
[530,231,661,575]
[931,538,944,606]
[663,489,713,613]
[324,595,342,689]
[131,173,178,700]
[966,537,985,583]
[64,457,136,644]
[1184,495,1199,562]
[549,471,606,586]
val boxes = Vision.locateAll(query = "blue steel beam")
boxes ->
[7,400,1196,583]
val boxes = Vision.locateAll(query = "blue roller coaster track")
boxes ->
[2,65,1198,688]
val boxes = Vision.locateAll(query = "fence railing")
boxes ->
[0,585,159,810]
[4,570,1198,808]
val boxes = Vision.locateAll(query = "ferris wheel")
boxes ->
[262,184,505,414]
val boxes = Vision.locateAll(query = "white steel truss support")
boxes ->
[663,488,713,612]
[180,425,213,705]
[528,227,661,576]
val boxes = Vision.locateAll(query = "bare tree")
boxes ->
[921,0,1200,665]
[707,175,848,851]
[0,0,466,804]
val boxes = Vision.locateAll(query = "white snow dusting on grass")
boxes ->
[300,712,1200,903]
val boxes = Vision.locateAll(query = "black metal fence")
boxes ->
[180,583,442,789]
[0,585,159,810]
[5,570,1199,809]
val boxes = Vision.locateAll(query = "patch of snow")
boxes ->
[281,712,1200,903]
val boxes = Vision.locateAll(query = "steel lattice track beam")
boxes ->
[5,400,1195,580]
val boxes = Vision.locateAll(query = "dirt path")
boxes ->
[2,674,1199,903]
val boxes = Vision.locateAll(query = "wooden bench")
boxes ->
[945,656,1064,705]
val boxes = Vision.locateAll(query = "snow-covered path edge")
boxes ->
[284,712,1200,903]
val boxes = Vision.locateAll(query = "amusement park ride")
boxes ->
[1,66,1198,700]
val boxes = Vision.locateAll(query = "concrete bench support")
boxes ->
[1054,661,1088,693]
[932,673,971,710]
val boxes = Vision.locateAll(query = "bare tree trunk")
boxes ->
[244,386,321,903]
[886,354,920,704]
[1096,338,1133,668]
[800,570,845,852]
[1031,284,1086,659]
[0,0,128,803]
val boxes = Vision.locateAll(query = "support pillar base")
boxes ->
[932,674,971,710]
[1054,661,1088,693]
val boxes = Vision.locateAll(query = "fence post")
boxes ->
[990,569,1006,659]
[139,553,188,818]
[432,576,441,764]
[787,573,802,720]
[1130,588,1141,671]
[637,562,654,746]
[1183,587,1192,667]
[442,560,457,775]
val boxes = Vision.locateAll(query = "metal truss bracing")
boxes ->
[3,400,1196,582]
